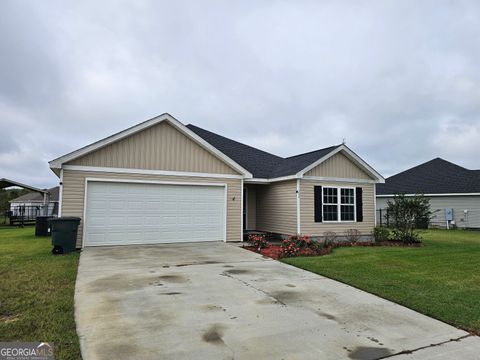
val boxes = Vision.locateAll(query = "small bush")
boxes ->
[391,228,422,244]
[373,226,390,242]
[248,234,269,251]
[345,229,361,243]
[323,231,337,246]
[280,235,321,258]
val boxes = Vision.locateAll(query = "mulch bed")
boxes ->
[244,241,422,260]
[244,245,283,259]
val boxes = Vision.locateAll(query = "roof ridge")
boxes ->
[186,124,284,160]
[284,144,341,159]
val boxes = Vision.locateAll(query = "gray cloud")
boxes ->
[1,0,480,188]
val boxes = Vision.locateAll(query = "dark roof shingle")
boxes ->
[376,158,480,195]
[10,186,60,203]
[186,124,340,178]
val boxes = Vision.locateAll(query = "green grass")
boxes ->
[0,227,81,359]
[283,229,480,334]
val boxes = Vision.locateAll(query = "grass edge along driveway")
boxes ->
[0,227,81,360]
[283,229,480,334]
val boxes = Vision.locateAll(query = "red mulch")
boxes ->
[244,241,422,260]
[244,245,282,259]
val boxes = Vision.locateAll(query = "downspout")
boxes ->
[296,178,301,235]
[240,178,244,241]
[43,192,47,215]
[373,183,377,226]
[58,168,63,217]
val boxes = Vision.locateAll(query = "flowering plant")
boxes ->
[280,235,321,258]
[248,234,270,252]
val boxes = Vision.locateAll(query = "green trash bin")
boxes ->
[51,217,81,254]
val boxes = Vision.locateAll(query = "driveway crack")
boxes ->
[378,334,474,359]
[220,271,287,306]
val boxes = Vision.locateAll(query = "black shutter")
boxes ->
[314,186,322,222]
[356,187,363,222]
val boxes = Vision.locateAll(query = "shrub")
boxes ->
[248,234,269,252]
[323,231,337,247]
[373,226,390,242]
[345,229,361,243]
[386,194,431,242]
[280,235,325,258]
[391,228,422,244]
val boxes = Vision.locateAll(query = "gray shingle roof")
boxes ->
[10,186,59,203]
[376,158,480,195]
[186,124,341,178]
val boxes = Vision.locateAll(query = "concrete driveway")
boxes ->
[75,242,480,360]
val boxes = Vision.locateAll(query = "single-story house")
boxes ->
[9,186,60,216]
[48,113,384,248]
[376,158,480,229]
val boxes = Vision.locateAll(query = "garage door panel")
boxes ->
[84,181,225,246]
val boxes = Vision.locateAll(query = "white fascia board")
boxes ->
[302,176,377,184]
[296,145,385,183]
[62,165,245,179]
[244,175,298,184]
[49,113,253,178]
[377,193,480,197]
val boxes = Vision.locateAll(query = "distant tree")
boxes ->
[386,194,432,243]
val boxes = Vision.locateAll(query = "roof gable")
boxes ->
[305,151,374,180]
[49,114,253,178]
[67,121,241,175]
[377,158,480,195]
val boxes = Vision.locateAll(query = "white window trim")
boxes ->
[322,186,356,223]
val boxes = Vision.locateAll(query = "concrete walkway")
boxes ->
[75,242,480,359]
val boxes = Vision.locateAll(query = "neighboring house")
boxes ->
[9,186,60,216]
[48,113,384,248]
[376,158,480,229]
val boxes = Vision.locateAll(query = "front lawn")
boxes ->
[0,227,81,359]
[283,229,480,334]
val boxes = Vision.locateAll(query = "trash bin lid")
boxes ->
[51,217,81,222]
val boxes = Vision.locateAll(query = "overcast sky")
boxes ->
[1,1,480,188]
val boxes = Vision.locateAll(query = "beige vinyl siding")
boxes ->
[376,195,480,229]
[256,180,297,234]
[246,185,256,230]
[300,180,375,236]
[67,121,239,175]
[305,152,373,180]
[61,170,242,247]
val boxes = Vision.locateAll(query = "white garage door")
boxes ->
[84,181,226,246]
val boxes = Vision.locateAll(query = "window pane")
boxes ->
[323,188,337,204]
[341,205,354,221]
[341,188,354,204]
[323,205,338,221]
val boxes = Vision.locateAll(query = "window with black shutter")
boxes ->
[315,186,360,222]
